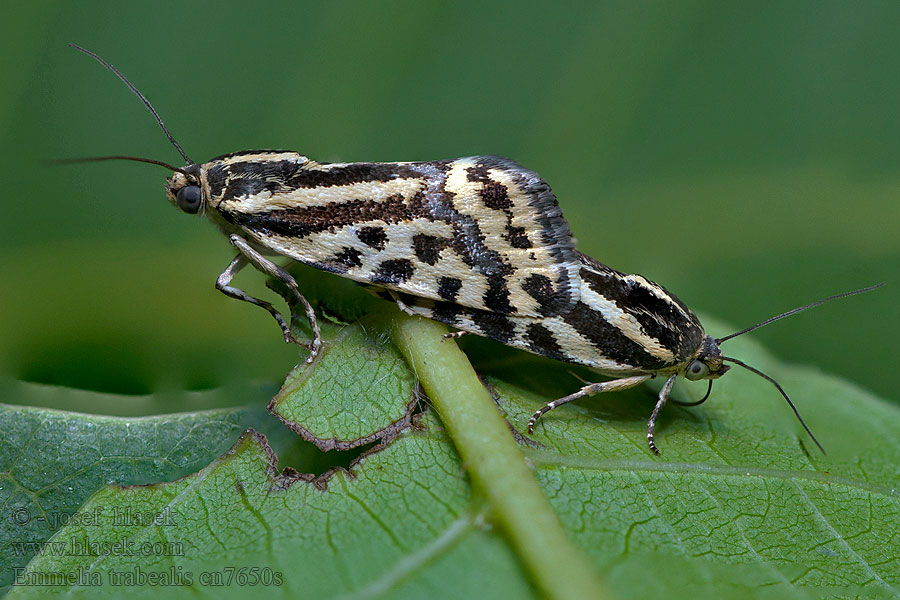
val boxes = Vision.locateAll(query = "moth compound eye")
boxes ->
[685,359,710,381]
[175,185,202,214]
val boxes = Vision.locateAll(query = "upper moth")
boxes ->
[66,45,880,454]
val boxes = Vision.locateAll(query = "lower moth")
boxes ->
[65,45,880,454]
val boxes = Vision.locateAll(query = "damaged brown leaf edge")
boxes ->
[270,431,399,492]
[266,263,428,452]
[261,425,418,492]
[125,428,385,493]
[265,302,424,452]
[267,389,421,453]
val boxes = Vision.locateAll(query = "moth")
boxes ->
[65,45,881,454]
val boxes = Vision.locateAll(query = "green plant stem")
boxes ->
[391,311,610,600]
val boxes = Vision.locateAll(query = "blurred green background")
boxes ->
[1,1,897,410]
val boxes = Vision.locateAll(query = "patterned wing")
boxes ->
[380,251,705,374]
[210,152,581,317]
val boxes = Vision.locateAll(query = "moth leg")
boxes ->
[527,374,652,434]
[646,374,677,456]
[442,331,468,341]
[219,235,322,363]
[388,291,418,317]
[216,254,295,343]
[264,276,323,365]
[567,369,591,385]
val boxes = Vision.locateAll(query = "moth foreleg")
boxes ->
[216,254,294,342]
[387,291,468,341]
[527,374,652,435]
[441,331,468,341]
[646,374,677,456]
[218,235,322,363]
[388,291,418,317]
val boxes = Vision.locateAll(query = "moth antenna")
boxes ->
[722,355,825,455]
[671,380,713,407]
[48,155,189,175]
[69,44,193,165]
[717,283,884,344]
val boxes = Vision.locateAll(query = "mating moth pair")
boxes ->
[66,45,880,454]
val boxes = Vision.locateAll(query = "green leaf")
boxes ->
[493,317,900,598]
[266,263,420,449]
[268,318,417,450]
[7,422,536,599]
[0,388,299,596]
[5,314,900,598]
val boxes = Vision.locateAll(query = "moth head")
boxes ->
[165,165,204,215]
[684,335,730,381]
[676,284,884,455]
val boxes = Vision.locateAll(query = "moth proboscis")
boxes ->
[63,44,883,455]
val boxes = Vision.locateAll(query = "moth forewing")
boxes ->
[393,250,720,455]
[394,251,706,373]
[193,152,583,320]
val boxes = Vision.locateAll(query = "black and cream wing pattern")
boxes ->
[208,153,582,318]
